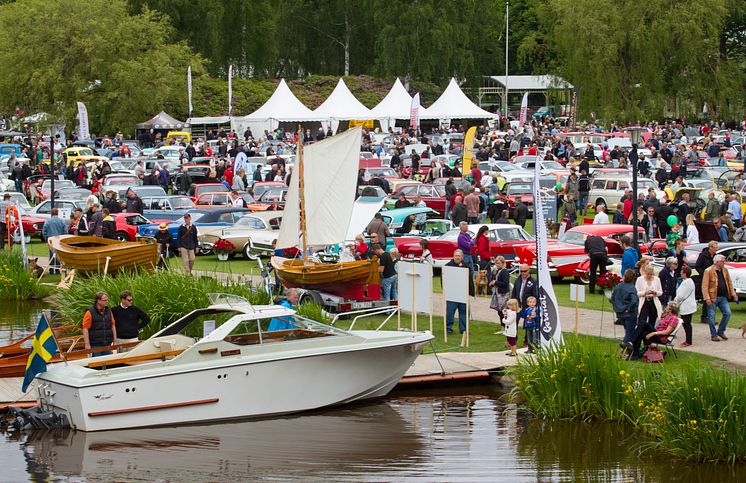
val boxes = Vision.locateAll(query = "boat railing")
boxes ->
[207,293,255,309]
[330,306,400,332]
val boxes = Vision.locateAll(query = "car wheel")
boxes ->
[574,275,590,285]
[243,240,258,260]
[115,231,130,242]
[595,198,606,210]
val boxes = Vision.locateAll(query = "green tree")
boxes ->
[0,0,204,134]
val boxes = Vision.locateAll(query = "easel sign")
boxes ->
[442,265,470,346]
[569,283,585,334]
[397,261,434,333]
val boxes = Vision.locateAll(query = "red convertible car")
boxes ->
[395,223,534,268]
[384,183,447,213]
[513,224,663,281]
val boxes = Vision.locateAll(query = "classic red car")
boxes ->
[20,214,47,239]
[188,183,229,203]
[110,212,155,241]
[395,223,534,268]
[494,182,535,217]
[384,184,447,213]
[513,224,663,281]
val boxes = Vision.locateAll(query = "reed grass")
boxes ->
[0,248,48,300]
[509,337,746,463]
[49,269,270,337]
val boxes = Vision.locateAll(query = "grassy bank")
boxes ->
[0,248,51,300]
[509,337,746,463]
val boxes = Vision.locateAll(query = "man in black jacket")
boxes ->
[513,197,528,228]
[177,213,199,275]
[112,290,151,350]
[584,234,608,294]
[125,188,144,214]
[696,241,718,322]
[511,263,537,309]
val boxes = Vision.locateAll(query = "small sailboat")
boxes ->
[271,127,380,293]
[48,235,158,274]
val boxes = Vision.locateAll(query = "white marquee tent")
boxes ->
[313,78,373,133]
[421,78,496,120]
[370,78,429,132]
[240,79,323,136]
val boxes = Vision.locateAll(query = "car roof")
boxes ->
[243,211,284,221]
[466,223,524,231]
[569,224,645,234]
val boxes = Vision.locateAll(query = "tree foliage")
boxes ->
[0,0,203,133]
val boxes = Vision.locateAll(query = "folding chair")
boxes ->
[651,318,684,359]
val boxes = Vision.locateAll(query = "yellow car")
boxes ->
[165,131,191,144]
[63,147,107,166]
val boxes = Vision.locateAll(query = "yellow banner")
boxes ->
[348,119,374,128]
[461,126,477,176]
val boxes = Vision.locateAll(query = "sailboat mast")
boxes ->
[297,127,308,258]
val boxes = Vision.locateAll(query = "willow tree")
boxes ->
[0,0,203,134]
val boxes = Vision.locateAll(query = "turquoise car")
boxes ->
[376,206,440,251]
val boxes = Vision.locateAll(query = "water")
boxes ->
[1,308,746,481]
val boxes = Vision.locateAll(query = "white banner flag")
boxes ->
[187,66,193,117]
[409,93,420,130]
[76,102,90,140]
[533,155,563,350]
[519,92,528,125]
[227,64,233,116]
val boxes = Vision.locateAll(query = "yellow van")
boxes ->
[165,131,191,144]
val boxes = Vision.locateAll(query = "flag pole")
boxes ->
[44,311,68,365]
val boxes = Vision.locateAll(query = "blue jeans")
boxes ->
[526,325,539,350]
[381,274,397,300]
[578,192,589,215]
[619,312,637,345]
[462,254,475,274]
[707,296,731,337]
[446,301,466,333]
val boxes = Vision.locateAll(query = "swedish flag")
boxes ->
[22,314,59,392]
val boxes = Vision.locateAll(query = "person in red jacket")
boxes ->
[475,225,491,271]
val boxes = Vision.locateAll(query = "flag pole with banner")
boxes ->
[227,64,233,117]
[409,93,420,131]
[21,313,62,393]
[461,126,477,176]
[76,102,90,141]
[533,155,563,350]
[519,92,528,126]
[187,66,193,118]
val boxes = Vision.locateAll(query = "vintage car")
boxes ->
[195,192,255,209]
[245,189,286,212]
[137,207,249,249]
[383,184,447,212]
[55,188,93,201]
[251,181,286,199]
[513,224,657,281]
[34,179,76,203]
[187,183,229,202]
[29,199,85,221]
[589,175,665,212]
[492,181,535,217]
[13,207,46,240]
[94,173,142,199]
[395,223,533,268]
[198,211,283,259]
[110,213,155,241]
[380,206,440,233]
[142,195,196,221]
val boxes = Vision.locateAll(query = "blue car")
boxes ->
[138,207,249,250]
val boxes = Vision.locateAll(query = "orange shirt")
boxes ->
[82,308,116,329]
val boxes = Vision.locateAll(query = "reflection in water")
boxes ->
[0,300,44,342]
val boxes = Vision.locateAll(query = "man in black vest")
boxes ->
[82,291,117,357]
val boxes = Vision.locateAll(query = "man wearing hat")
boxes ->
[177,214,198,274]
[155,222,173,268]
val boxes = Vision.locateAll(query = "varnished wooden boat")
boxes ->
[0,324,80,358]
[48,235,158,273]
[271,256,379,289]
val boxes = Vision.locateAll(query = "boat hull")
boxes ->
[48,235,158,273]
[271,256,380,291]
[37,332,430,432]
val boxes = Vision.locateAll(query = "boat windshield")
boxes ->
[222,315,348,347]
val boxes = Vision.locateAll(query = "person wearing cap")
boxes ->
[177,213,198,274]
[154,222,173,268]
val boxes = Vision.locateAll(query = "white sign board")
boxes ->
[442,265,469,304]
[203,320,216,337]
[569,284,585,303]
[397,261,434,314]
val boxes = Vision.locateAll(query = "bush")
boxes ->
[0,249,48,300]
[509,338,746,463]
[49,269,270,337]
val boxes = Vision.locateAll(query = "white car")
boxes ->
[589,176,665,211]
[198,211,283,259]
[29,199,85,221]
[150,146,185,160]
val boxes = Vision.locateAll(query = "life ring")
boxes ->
[5,205,19,233]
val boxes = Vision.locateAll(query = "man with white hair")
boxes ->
[702,254,737,341]
[593,205,609,224]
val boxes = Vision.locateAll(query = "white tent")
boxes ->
[313,79,373,134]
[243,79,323,136]
[370,78,429,132]
[420,78,496,120]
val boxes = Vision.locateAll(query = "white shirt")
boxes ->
[686,224,699,244]
[503,309,517,337]
[231,197,244,207]
[593,212,609,224]
[674,278,697,315]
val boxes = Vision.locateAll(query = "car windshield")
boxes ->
[497,162,523,172]
[175,212,205,225]
[236,216,265,228]
[41,180,74,190]
[368,168,397,177]
[104,176,138,185]
[494,227,531,241]
[507,184,532,195]
[125,214,150,225]
[259,190,286,202]
[559,230,589,245]
[439,229,474,241]
[421,221,451,237]
[77,148,93,156]
[198,184,229,195]
[171,196,195,209]
[543,161,565,170]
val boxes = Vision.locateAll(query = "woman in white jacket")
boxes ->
[673,266,697,347]
[636,264,662,325]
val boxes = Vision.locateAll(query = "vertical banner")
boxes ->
[461,126,477,176]
[76,102,90,140]
[409,93,420,131]
[519,92,528,125]
[227,64,233,116]
[533,155,563,350]
[187,66,193,117]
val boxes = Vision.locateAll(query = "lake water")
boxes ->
[1,306,745,481]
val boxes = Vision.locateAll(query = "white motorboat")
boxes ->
[23,294,432,432]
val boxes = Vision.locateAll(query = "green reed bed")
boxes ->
[509,337,746,463]
[0,248,49,300]
[49,269,270,338]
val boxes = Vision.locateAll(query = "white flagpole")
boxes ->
[228,65,233,117]
[187,66,193,118]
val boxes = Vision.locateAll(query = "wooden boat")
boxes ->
[271,256,379,289]
[48,235,158,273]
[0,324,80,359]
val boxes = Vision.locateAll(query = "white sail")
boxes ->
[276,126,362,249]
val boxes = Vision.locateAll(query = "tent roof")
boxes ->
[486,75,573,91]
[370,78,428,120]
[421,78,496,120]
[187,116,231,125]
[136,111,189,130]
[313,79,372,120]
[245,79,323,122]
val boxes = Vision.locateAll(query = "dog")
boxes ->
[740,323,746,338]
[474,269,489,296]
[28,257,43,278]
